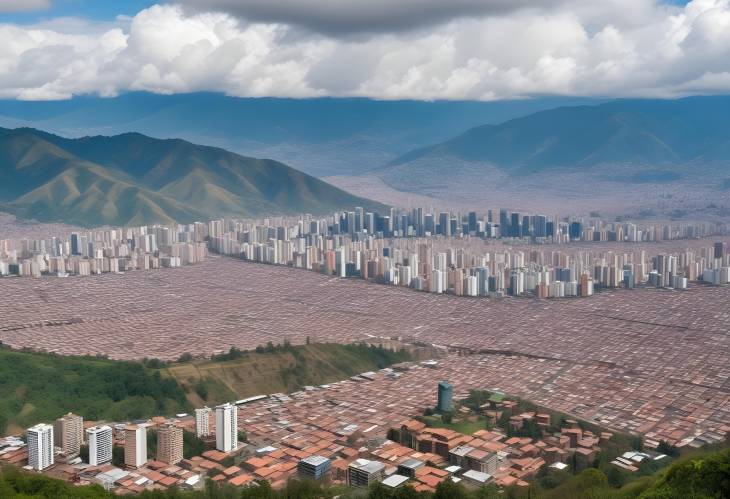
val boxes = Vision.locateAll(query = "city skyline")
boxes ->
[1,1,729,498]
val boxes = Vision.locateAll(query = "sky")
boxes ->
[1,0,728,101]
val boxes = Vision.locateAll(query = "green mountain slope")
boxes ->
[0,127,384,226]
[387,96,730,174]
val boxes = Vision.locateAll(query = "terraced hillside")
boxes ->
[163,343,413,406]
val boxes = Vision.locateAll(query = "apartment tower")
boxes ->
[157,424,183,465]
[124,425,147,468]
[86,425,113,466]
[195,407,211,437]
[215,403,238,453]
[27,423,54,471]
[53,412,83,457]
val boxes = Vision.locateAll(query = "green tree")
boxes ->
[368,482,393,499]
[434,479,468,499]
[656,440,679,457]
[392,485,421,499]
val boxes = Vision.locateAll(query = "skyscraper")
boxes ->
[215,403,238,453]
[53,412,83,457]
[157,424,183,465]
[124,425,147,468]
[70,233,80,256]
[27,423,54,471]
[86,425,113,466]
[499,209,509,236]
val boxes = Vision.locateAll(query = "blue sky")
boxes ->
[0,0,158,23]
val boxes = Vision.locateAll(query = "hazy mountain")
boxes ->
[0,93,601,177]
[387,96,730,176]
[0,127,384,226]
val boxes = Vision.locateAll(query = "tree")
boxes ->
[194,379,208,401]
[473,484,501,499]
[434,480,468,499]
[368,482,393,499]
[631,434,644,452]
[657,440,679,457]
[606,466,627,488]
[112,445,125,467]
[392,485,421,499]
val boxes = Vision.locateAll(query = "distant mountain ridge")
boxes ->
[387,95,730,173]
[0,93,602,177]
[0,127,384,226]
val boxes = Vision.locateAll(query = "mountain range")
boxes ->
[0,127,383,227]
[0,93,601,177]
[386,95,730,176]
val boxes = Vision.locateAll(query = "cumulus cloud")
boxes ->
[1,1,730,101]
[0,0,49,12]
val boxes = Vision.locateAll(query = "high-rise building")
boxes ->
[86,425,113,466]
[124,425,147,468]
[715,241,726,260]
[157,424,183,465]
[27,423,54,471]
[437,381,453,413]
[215,403,238,453]
[70,233,80,256]
[195,407,212,437]
[53,413,83,457]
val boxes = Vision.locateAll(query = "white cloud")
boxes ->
[0,0,49,13]
[1,1,730,101]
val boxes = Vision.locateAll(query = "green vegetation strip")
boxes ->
[0,346,189,435]
[0,342,410,436]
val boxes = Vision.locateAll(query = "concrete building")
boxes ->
[215,403,238,453]
[298,455,331,480]
[437,380,453,413]
[157,424,183,465]
[27,423,54,471]
[397,458,424,478]
[195,407,211,437]
[124,425,147,468]
[86,425,113,466]
[449,445,498,475]
[348,459,385,487]
[53,413,83,457]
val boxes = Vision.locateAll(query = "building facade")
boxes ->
[27,423,54,471]
[86,425,113,466]
[53,413,83,457]
[157,424,183,465]
[124,425,147,468]
[215,403,238,453]
[195,407,211,437]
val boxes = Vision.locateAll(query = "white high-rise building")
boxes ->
[215,403,238,453]
[27,424,54,470]
[86,425,113,466]
[195,407,212,437]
